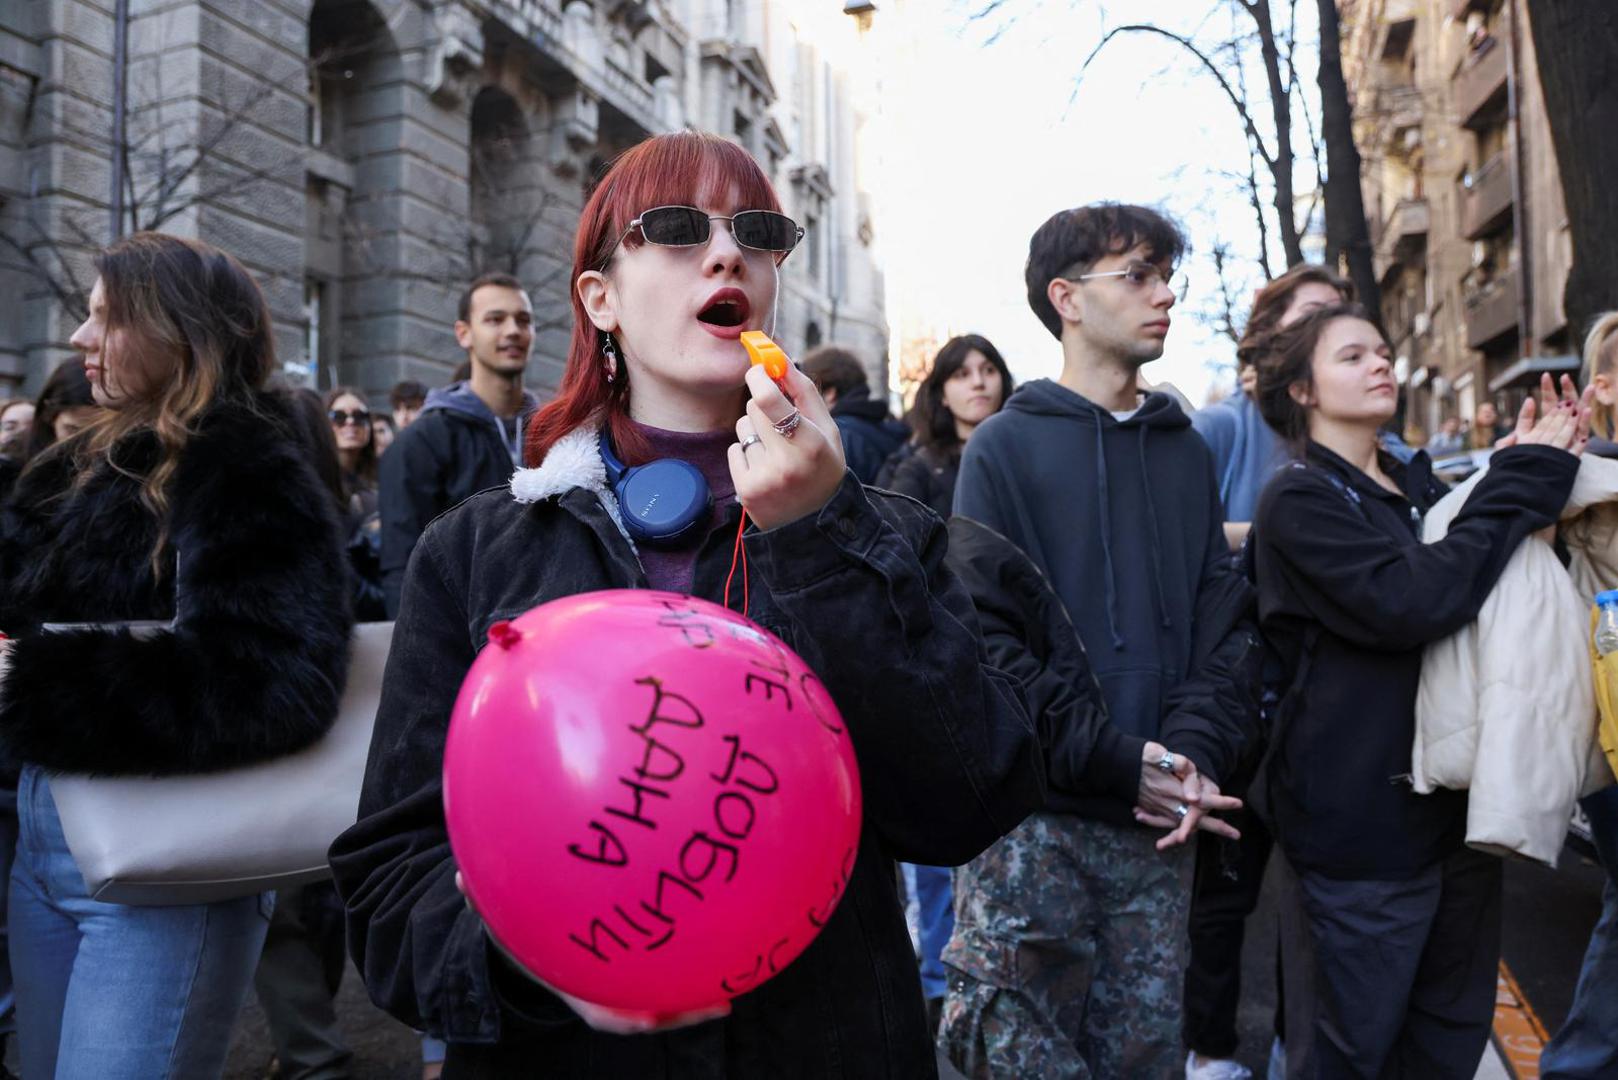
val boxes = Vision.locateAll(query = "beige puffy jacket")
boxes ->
[1414,455,1618,867]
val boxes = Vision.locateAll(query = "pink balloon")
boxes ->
[444,590,862,1022]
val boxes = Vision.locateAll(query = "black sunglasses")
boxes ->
[329,409,370,427]
[608,206,804,266]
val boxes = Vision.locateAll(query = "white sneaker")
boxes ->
[1185,1051,1254,1080]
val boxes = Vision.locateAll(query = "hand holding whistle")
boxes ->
[727,331,847,529]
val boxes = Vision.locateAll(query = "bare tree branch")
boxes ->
[1079,23,1278,171]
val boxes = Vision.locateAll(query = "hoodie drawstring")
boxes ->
[1138,427,1172,630]
[1094,420,1125,650]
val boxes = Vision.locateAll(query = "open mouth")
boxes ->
[697,290,751,328]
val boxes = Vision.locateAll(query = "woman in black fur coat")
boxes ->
[0,232,352,1079]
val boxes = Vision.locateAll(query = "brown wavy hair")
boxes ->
[1254,302,1379,449]
[62,232,277,575]
[1236,263,1354,370]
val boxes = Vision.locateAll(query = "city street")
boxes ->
[207,843,1608,1080]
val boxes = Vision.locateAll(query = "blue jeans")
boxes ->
[9,766,273,1079]
[0,783,16,1045]
[902,863,953,1001]
[1541,786,1618,1079]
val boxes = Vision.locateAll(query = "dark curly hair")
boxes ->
[1024,203,1186,340]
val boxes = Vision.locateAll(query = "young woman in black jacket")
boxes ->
[884,334,1014,520]
[328,131,1048,1078]
[1250,303,1588,1079]
[0,232,352,1078]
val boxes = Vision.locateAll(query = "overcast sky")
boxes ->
[871,0,1323,406]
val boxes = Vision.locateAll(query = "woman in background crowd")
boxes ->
[885,334,1014,519]
[1539,310,1618,1080]
[881,332,1014,1032]
[0,232,351,1078]
[1252,303,1586,1079]
[25,359,99,461]
[326,386,385,621]
[0,400,33,461]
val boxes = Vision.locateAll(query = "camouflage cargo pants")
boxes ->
[939,813,1194,1079]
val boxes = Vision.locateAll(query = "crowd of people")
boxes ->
[0,127,1613,1080]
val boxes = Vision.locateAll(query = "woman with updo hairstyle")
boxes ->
[0,232,352,1077]
[885,334,1014,519]
[1249,302,1588,1077]
[329,131,1046,1076]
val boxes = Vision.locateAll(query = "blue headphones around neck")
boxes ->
[598,430,712,546]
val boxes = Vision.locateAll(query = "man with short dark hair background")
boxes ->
[800,345,909,484]
[940,202,1258,1078]
[378,273,538,616]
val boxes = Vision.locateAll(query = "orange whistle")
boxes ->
[740,331,790,382]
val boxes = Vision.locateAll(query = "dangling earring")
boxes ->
[601,333,619,385]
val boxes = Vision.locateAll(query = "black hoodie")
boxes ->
[830,386,910,485]
[955,379,1258,822]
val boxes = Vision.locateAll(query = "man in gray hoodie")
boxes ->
[379,272,538,616]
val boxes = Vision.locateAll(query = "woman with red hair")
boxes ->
[330,131,1047,1075]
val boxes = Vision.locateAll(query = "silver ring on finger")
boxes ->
[1173,804,1189,820]
[1155,752,1176,774]
[771,409,803,439]
[739,433,763,452]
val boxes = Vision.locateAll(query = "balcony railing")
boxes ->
[1460,154,1513,239]
[1464,264,1520,350]
[1376,197,1429,274]
[1454,35,1508,130]
[1376,84,1423,133]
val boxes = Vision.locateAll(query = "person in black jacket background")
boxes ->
[801,345,909,484]
[378,273,539,616]
[0,232,351,1079]
[1250,303,1588,1079]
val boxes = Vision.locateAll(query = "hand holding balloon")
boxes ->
[444,595,862,1030]
[455,870,732,1034]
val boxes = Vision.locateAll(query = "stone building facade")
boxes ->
[1341,0,1574,441]
[0,0,888,401]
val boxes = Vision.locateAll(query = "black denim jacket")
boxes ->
[328,445,1046,1078]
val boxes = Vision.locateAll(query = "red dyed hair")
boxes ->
[525,132,785,467]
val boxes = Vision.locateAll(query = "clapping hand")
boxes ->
[1496,373,1594,455]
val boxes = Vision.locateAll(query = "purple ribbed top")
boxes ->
[630,421,737,595]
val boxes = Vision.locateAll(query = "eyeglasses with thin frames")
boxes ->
[1068,261,1189,302]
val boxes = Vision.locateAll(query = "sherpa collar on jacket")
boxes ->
[507,423,632,544]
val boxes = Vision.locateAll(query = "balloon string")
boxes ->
[724,509,749,615]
